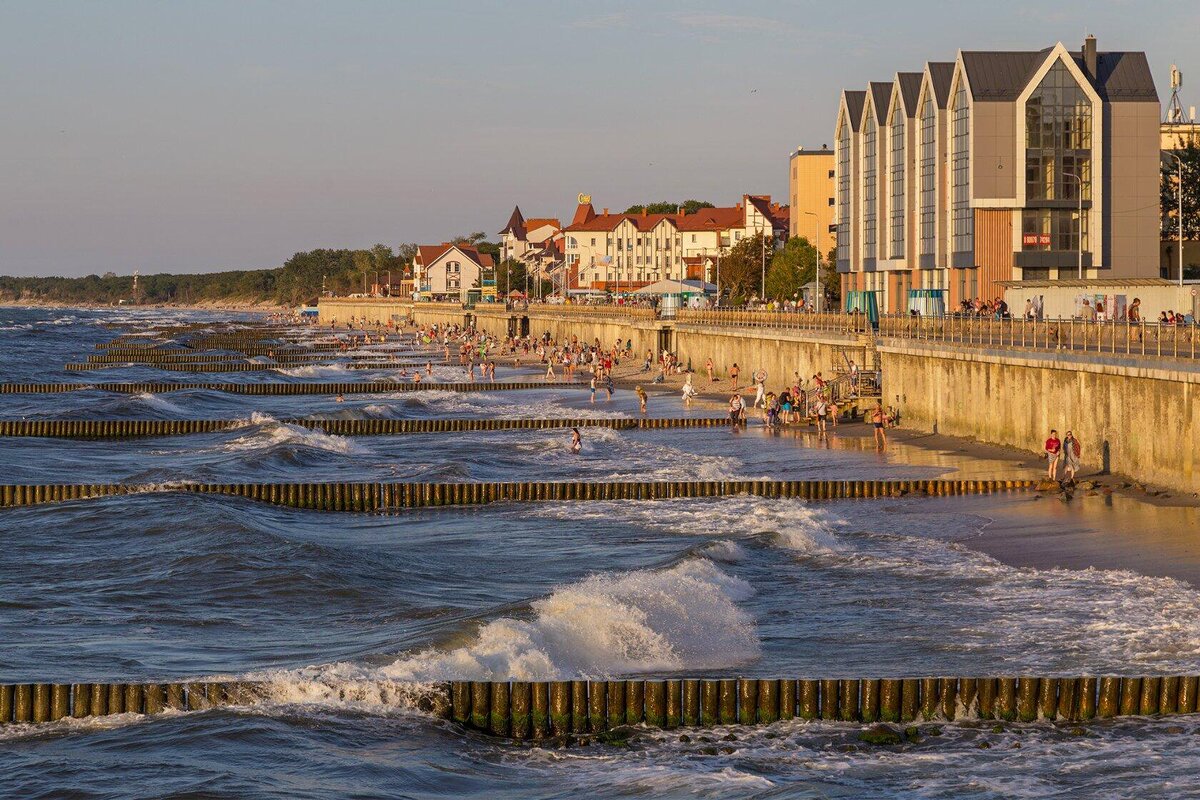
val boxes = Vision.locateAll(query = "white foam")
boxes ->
[221,417,367,456]
[274,364,352,378]
[350,559,760,682]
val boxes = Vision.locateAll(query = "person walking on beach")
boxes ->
[752,369,767,409]
[682,373,698,406]
[635,385,648,414]
[706,358,716,383]
[1044,429,1062,480]
[1062,430,1081,482]
[545,359,556,382]
[870,401,889,448]
[570,427,582,454]
[729,363,741,391]
[728,393,745,427]
[814,395,828,434]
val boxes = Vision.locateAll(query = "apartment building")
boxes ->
[834,37,1161,311]
[788,147,836,256]
[564,196,789,291]
[411,242,495,302]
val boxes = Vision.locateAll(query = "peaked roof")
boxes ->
[843,90,866,131]
[415,243,494,269]
[928,62,955,107]
[960,49,1049,100]
[571,202,596,226]
[1089,51,1158,101]
[897,72,924,116]
[867,82,892,122]
[524,217,561,233]
[499,206,525,237]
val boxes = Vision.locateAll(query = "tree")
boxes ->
[1162,142,1200,245]
[765,236,818,301]
[822,247,841,307]
[624,201,678,214]
[451,231,488,246]
[719,232,771,303]
[494,258,528,296]
[680,199,715,214]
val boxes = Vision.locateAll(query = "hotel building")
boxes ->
[788,146,836,256]
[834,37,1161,311]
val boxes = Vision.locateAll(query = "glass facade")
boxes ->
[889,105,905,259]
[862,114,877,260]
[836,121,850,265]
[918,93,936,258]
[950,82,972,255]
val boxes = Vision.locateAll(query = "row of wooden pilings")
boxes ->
[0,479,1036,511]
[6,675,1197,730]
[84,349,435,363]
[0,681,265,724]
[65,360,439,373]
[0,381,583,395]
[450,676,1200,738]
[0,417,731,438]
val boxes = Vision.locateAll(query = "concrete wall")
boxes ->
[880,340,1199,493]
[672,325,858,386]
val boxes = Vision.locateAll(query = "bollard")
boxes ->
[879,679,901,722]
[900,679,919,722]
[645,681,666,728]
[571,681,588,734]
[839,680,859,722]
[665,680,682,728]
[1098,677,1120,718]
[1119,678,1141,716]
[450,682,470,726]
[977,678,997,720]
[489,682,510,737]
[1017,677,1038,722]
[799,680,819,720]
[33,684,50,723]
[1077,677,1097,721]
[738,679,758,725]
[588,680,607,732]
[549,681,570,737]
[625,680,644,727]
[820,679,838,721]
[778,679,795,722]
[920,678,939,721]
[108,683,125,715]
[686,681,700,729]
[958,678,978,717]
[144,684,164,715]
[997,678,1017,721]
[14,685,32,722]
[510,682,530,740]
[860,679,880,723]
[700,680,719,726]
[606,681,625,729]
[1038,678,1057,720]
[939,678,957,721]
[1160,676,1180,715]
[530,682,549,739]
[1056,678,1078,721]
[1139,677,1161,716]
[92,683,110,716]
[469,682,490,731]
[718,679,737,725]
[1178,677,1199,715]
[50,684,70,721]
[71,684,90,718]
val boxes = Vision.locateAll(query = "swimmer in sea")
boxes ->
[335,393,345,403]
[570,427,582,454]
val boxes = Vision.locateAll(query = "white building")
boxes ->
[412,242,495,302]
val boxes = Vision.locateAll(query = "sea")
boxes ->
[2,306,1200,799]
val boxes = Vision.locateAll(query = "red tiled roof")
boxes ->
[524,218,561,232]
[415,242,493,269]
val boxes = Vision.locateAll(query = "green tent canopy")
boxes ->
[844,290,880,328]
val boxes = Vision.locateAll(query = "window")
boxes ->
[590,237,596,246]
[1021,208,1088,252]
[950,81,972,255]
[836,119,851,265]
[889,104,906,259]
[828,197,835,206]
[691,234,697,243]
[863,112,877,259]
[828,169,835,179]
[919,92,936,258]
[1025,60,1092,203]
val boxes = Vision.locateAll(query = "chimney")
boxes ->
[1082,35,1097,78]
[602,207,609,215]
[641,207,648,218]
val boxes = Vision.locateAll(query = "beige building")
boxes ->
[835,37,1161,312]
[412,243,495,302]
[564,196,789,292]
[788,147,835,256]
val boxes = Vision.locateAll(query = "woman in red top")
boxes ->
[1044,429,1062,480]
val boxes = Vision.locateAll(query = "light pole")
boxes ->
[1166,153,1185,287]
[760,227,767,305]
[1062,171,1084,280]
[803,211,821,313]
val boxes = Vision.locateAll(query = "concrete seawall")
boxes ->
[878,341,1199,494]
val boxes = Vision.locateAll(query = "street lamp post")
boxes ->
[803,211,821,313]
[1166,153,1185,287]
[1062,171,1084,280]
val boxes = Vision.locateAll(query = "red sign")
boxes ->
[1039,234,1051,246]
[1022,234,1040,246]
[1023,233,1053,247]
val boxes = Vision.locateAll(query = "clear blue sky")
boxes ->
[1,0,1194,277]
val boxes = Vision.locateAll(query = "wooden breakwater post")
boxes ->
[0,478,1039,511]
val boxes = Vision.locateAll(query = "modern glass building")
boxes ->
[834,37,1161,311]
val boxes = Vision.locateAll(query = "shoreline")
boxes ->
[0,300,283,312]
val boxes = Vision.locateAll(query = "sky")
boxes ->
[1,0,1196,277]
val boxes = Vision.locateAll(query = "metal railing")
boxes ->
[675,308,871,334]
[879,315,1200,361]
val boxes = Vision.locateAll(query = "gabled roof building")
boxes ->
[834,37,1161,311]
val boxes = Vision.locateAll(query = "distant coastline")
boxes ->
[0,299,284,312]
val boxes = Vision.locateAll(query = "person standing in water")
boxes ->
[589,373,598,403]
[635,385,648,414]
[682,373,698,406]
[870,401,889,448]
[570,427,582,454]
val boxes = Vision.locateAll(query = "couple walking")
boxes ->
[1043,429,1082,481]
